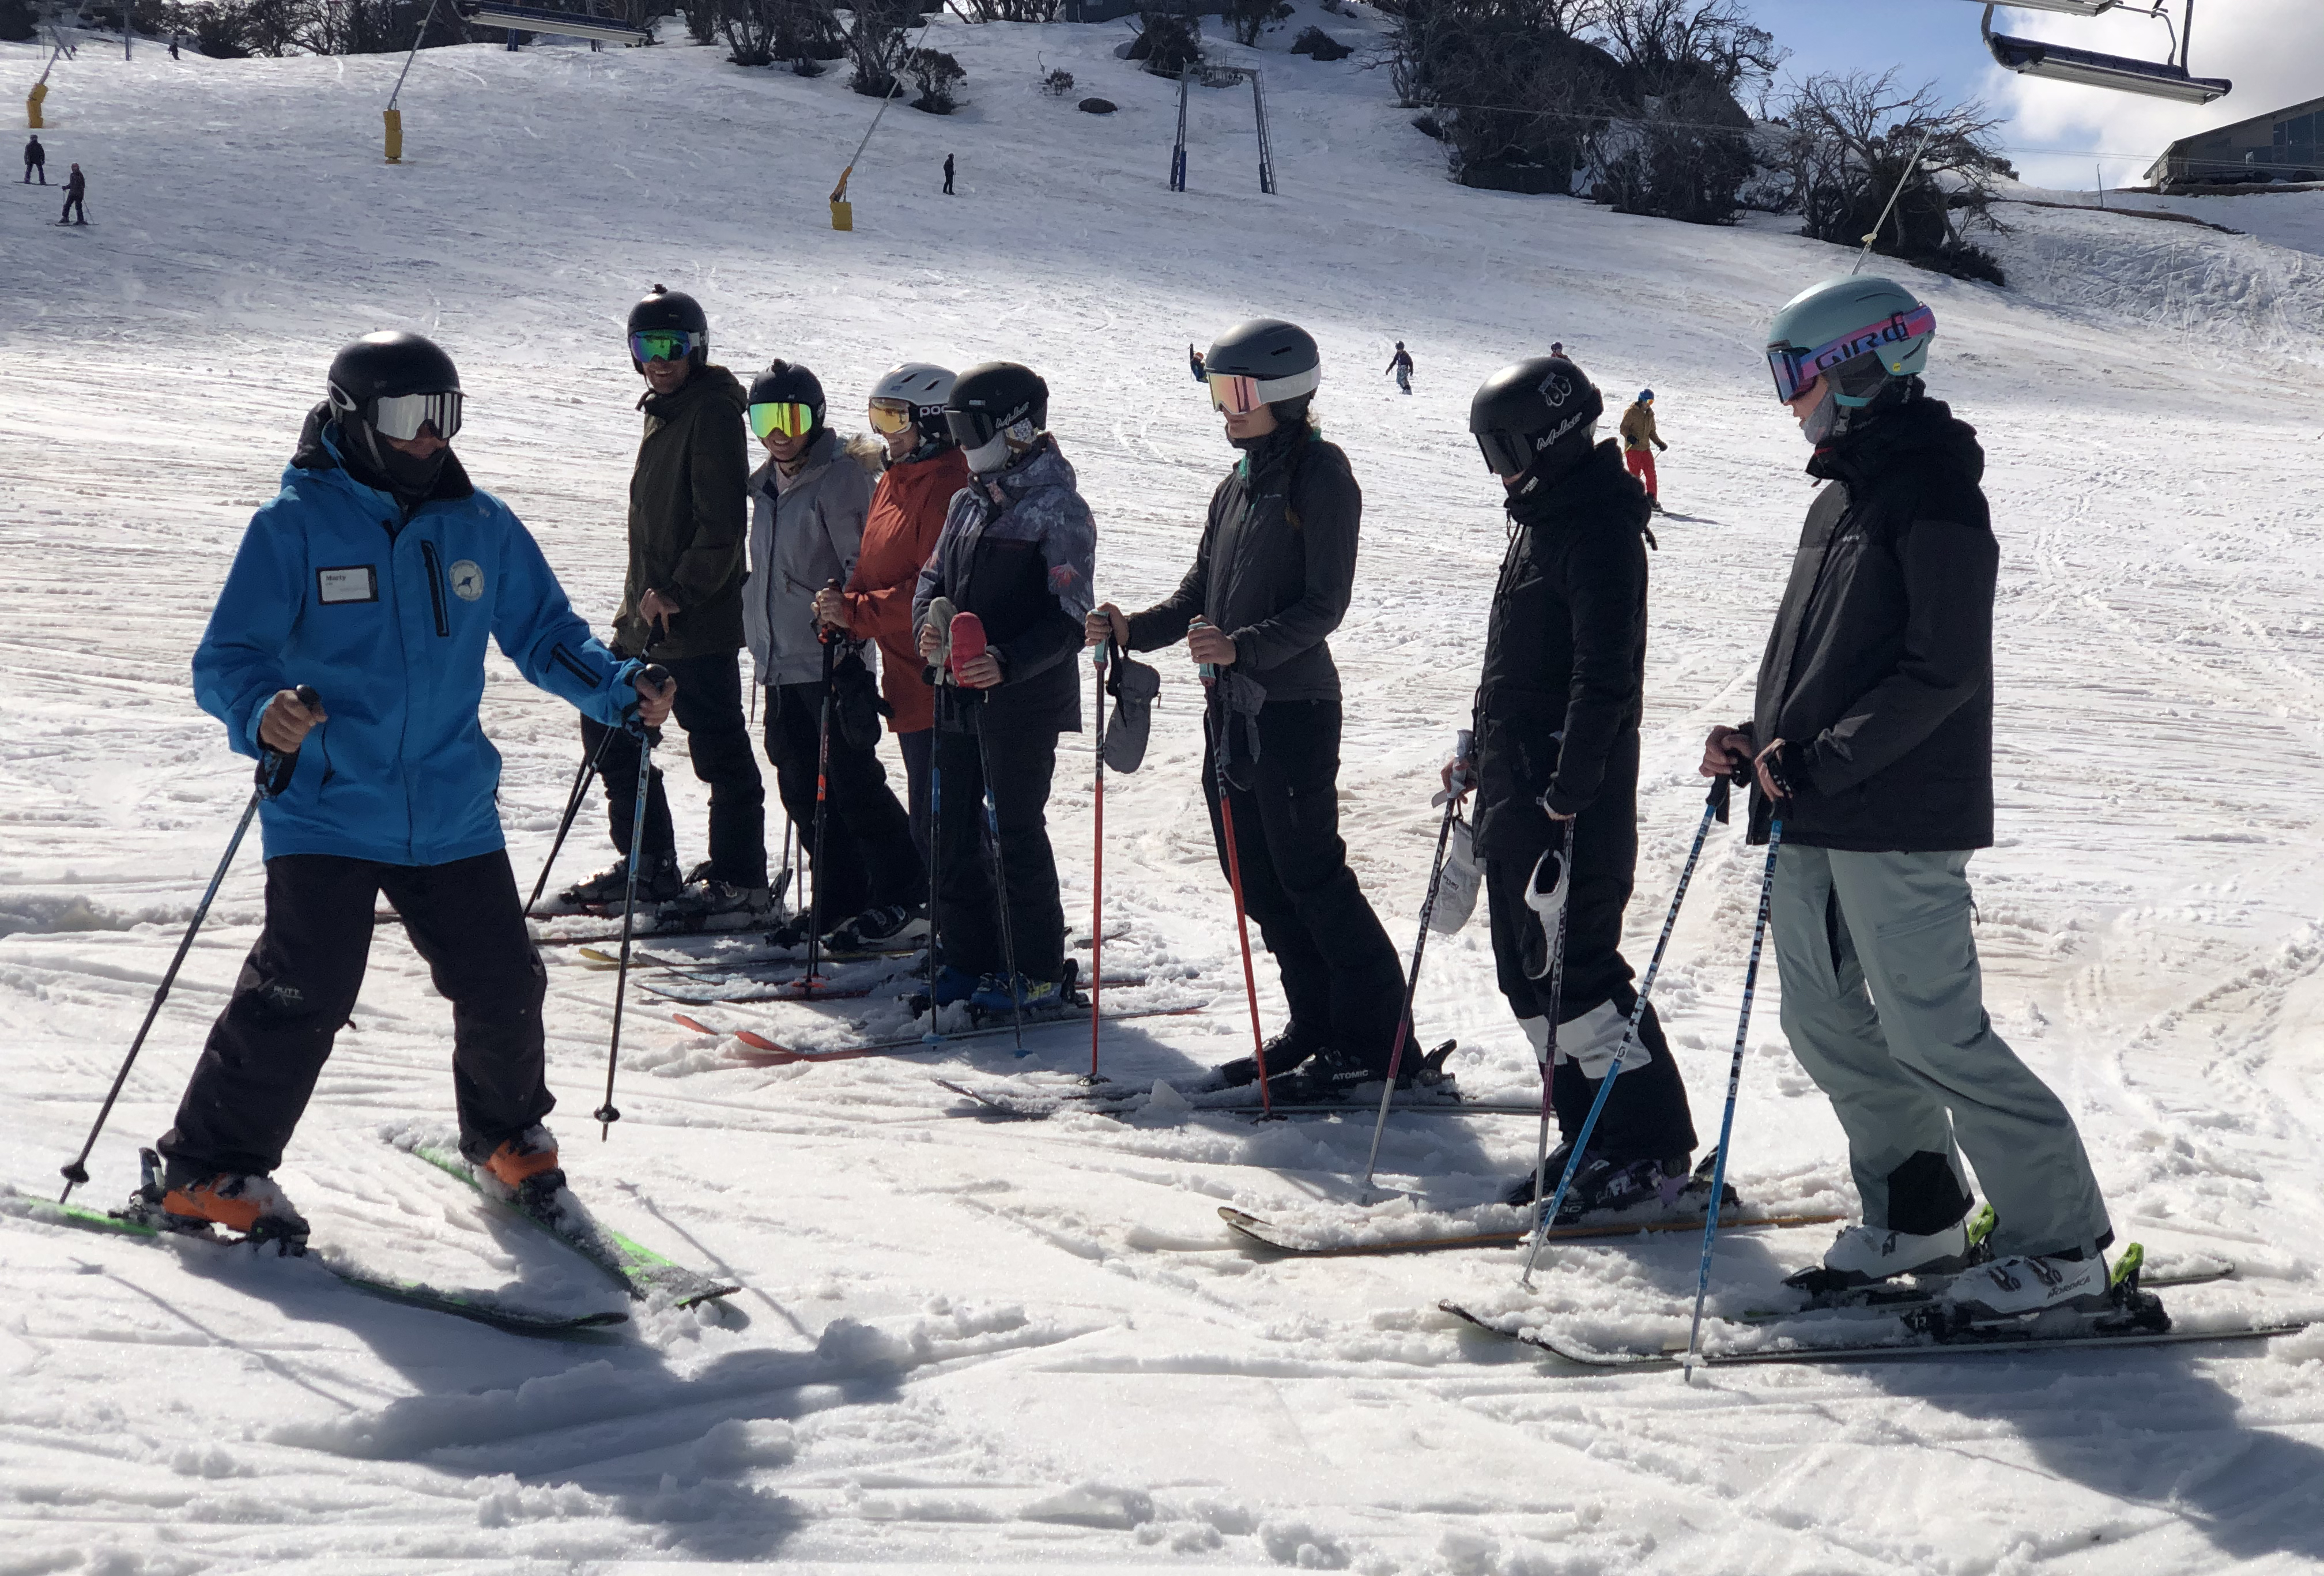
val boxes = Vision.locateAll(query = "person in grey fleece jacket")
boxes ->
[742,361,924,947]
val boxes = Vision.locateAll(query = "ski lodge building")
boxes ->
[2146,94,2323,186]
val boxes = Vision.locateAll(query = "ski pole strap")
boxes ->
[628,664,671,744]
[255,684,323,798]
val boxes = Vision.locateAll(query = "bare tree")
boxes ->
[843,0,919,95]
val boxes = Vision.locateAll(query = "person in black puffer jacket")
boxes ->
[1704,276,2112,1319]
[1091,319,1409,1092]
[1455,354,1699,1215]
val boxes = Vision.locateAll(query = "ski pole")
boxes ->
[1517,816,1578,1286]
[1205,669,1272,1118]
[525,725,616,917]
[1360,727,1470,1198]
[58,684,320,1203]
[947,610,1025,1054]
[1087,636,1112,1084]
[1682,814,1785,1380]
[805,592,841,995]
[920,597,955,1045]
[595,665,670,1141]
[1521,774,1730,1280]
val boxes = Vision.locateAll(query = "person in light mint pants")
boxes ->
[1706,273,2115,1318]
[1767,846,2108,1259]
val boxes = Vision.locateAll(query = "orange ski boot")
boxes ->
[149,1151,310,1248]
[478,1125,563,1199]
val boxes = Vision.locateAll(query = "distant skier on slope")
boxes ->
[1618,389,1667,514]
[60,162,86,224]
[912,361,1095,1016]
[1704,275,2117,1319]
[1452,353,1701,1212]
[153,331,673,1242]
[1386,341,1413,394]
[560,285,766,922]
[23,134,45,184]
[1090,319,1413,1094]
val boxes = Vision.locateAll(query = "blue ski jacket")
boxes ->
[193,408,642,865]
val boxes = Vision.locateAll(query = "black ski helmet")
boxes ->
[1470,356,1604,481]
[747,359,827,439]
[1203,318,1321,414]
[945,361,1048,474]
[626,284,709,371]
[325,330,462,499]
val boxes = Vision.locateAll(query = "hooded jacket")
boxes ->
[614,363,750,660]
[1748,393,1995,851]
[1124,423,1360,706]
[742,427,884,688]
[840,443,971,734]
[1470,440,1653,860]
[1619,401,1660,452]
[193,406,639,865]
[911,436,1095,734]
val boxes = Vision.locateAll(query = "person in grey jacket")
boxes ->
[742,360,925,949]
[1091,319,1406,1092]
[1705,275,2114,1322]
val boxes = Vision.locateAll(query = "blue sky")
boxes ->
[1739,1,2321,188]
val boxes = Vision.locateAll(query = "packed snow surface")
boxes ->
[4,12,2324,1572]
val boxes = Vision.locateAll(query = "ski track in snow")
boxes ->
[3,14,2324,1573]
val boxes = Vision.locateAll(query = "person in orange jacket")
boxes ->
[813,363,971,861]
[1619,388,1667,513]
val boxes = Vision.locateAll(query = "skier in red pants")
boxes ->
[1619,389,1666,513]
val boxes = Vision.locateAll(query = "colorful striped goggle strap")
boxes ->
[1205,364,1321,415]
[337,387,463,442]
[1766,304,1935,403]
[749,401,818,441]
[629,328,704,365]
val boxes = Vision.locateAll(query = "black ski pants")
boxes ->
[933,710,1064,982]
[580,648,765,888]
[158,850,553,1181]
[1202,697,1406,1067]
[765,679,923,924]
[24,162,44,184]
[1482,729,1696,1161]
[61,192,84,223]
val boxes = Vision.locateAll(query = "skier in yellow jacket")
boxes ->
[1619,390,1667,513]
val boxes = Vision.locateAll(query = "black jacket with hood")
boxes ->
[1125,421,1360,706]
[1470,439,1653,861]
[615,363,750,661]
[1747,391,1995,851]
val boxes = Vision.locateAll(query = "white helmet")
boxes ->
[871,361,957,444]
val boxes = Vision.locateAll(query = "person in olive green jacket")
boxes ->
[561,286,768,920]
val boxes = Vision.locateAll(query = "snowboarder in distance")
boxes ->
[1091,319,1414,1094]
[1707,274,2116,1320]
[746,356,925,952]
[60,163,86,224]
[813,363,971,868]
[1386,341,1414,394]
[559,285,768,924]
[22,134,44,184]
[1452,353,1702,1213]
[914,361,1095,1016]
[943,153,955,194]
[1619,389,1667,514]
[150,331,674,1243]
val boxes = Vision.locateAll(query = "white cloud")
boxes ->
[1975,0,2323,187]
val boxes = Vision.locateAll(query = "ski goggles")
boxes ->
[628,328,704,365]
[867,398,917,436]
[337,388,463,443]
[1206,372,1266,415]
[748,401,818,441]
[1766,304,1934,404]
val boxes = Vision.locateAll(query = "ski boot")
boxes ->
[1786,1205,1991,1300]
[465,1125,565,1212]
[658,864,773,930]
[826,903,929,952]
[131,1148,310,1251]
[558,850,682,912]
[968,970,1070,1020]
[1912,1241,2169,1341]
[1504,1147,1704,1221]
[1213,1027,1324,1089]
[908,963,987,1019]
[1269,1039,1459,1103]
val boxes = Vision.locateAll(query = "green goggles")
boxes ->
[749,401,818,441]
[629,328,703,365]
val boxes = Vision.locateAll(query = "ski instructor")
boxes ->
[1705,276,2115,1319]
[152,331,674,1243]
[1456,354,1700,1212]
[1089,319,1410,1092]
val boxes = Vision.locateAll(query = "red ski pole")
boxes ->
[1204,662,1271,1118]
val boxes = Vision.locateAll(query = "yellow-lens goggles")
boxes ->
[749,401,818,440]
[867,399,916,436]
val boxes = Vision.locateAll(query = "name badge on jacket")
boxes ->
[318,565,379,605]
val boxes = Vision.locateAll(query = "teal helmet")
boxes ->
[1765,276,1934,410]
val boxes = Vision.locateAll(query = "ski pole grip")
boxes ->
[256,685,325,797]
[633,665,671,745]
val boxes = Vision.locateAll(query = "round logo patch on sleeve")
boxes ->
[448,560,485,602]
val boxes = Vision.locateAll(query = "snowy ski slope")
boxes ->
[3,10,2323,1571]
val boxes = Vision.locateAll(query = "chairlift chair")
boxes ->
[1975,1,2231,105]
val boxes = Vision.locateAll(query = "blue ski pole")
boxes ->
[1681,813,1785,1381]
